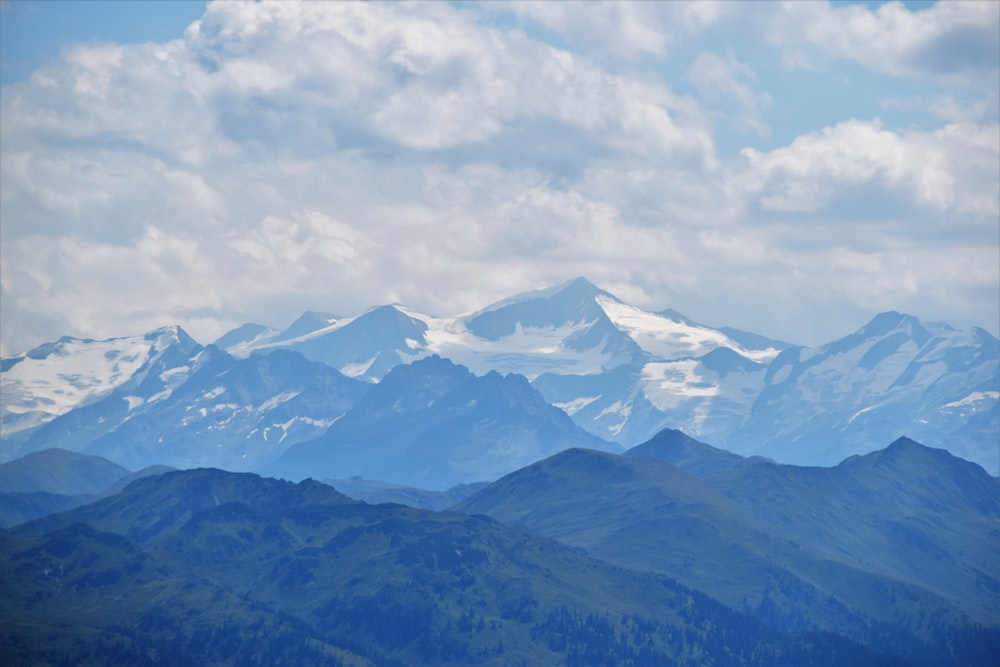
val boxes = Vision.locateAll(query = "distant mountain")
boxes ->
[9,279,998,472]
[1,326,202,458]
[457,437,1000,665]
[0,448,130,495]
[4,467,900,667]
[0,449,172,528]
[218,305,428,382]
[265,355,616,489]
[324,478,488,511]
[212,322,277,350]
[0,491,79,530]
[6,344,368,471]
[725,312,1000,471]
[624,427,752,476]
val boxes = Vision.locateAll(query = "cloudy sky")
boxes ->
[1,0,997,356]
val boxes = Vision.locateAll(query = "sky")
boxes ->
[0,0,998,356]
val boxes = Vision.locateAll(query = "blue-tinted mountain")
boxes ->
[211,322,276,349]
[0,448,130,495]
[0,449,173,528]
[457,436,1000,664]
[624,427,751,476]
[466,277,643,359]
[4,466,903,667]
[724,312,1000,471]
[7,344,368,471]
[1,326,203,460]
[9,281,998,473]
[323,477,488,511]
[265,355,615,489]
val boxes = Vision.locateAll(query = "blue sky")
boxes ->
[0,1,997,355]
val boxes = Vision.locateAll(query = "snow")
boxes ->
[847,405,879,424]
[418,312,612,379]
[225,314,355,358]
[257,391,300,412]
[342,357,377,378]
[203,386,227,400]
[553,395,601,416]
[640,361,720,410]
[597,296,781,363]
[1,334,162,434]
[123,395,145,410]
[942,391,1000,410]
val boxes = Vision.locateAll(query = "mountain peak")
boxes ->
[625,428,747,476]
[467,278,618,340]
[857,311,927,340]
[145,325,197,350]
[271,310,339,342]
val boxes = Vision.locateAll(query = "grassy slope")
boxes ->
[457,445,1000,665]
[3,468,893,667]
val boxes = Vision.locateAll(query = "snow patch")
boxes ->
[257,391,301,412]
[342,357,377,378]
[553,395,601,416]
[597,296,780,362]
[122,395,144,410]
[942,391,1000,410]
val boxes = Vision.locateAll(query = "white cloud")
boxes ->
[767,0,1000,83]
[737,119,999,218]
[0,1,997,355]
[689,52,772,136]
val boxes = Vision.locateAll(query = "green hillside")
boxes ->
[3,468,894,666]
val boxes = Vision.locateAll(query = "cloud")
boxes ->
[689,52,772,136]
[0,1,997,355]
[737,119,999,219]
[767,0,1000,83]
[493,1,719,60]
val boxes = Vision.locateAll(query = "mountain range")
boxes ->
[457,433,1000,665]
[2,434,996,665]
[2,277,997,475]
[2,465,906,667]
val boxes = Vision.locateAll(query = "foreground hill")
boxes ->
[3,468,892,666]
[457,436,1000,665]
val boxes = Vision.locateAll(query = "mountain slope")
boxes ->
[727,312,1000,471]
[266,356,614,489]
[0,448,130,495]
[8,346,368,471]
[456,440,1000,665]
[701,436,1000,623]
[0,326,202,459]
[624,427,751,476]
[3,467,897,667]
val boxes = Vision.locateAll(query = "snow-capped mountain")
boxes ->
[1,327,369,470]
[725,312,1000,469]
[1,327,202,459]
[219,277,783,381]
[81,347,368,471]
[5,278,997,474]
[211,277,998,472]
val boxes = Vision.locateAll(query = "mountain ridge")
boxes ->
[3,278,996,472]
